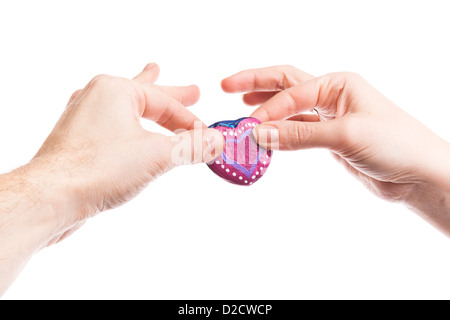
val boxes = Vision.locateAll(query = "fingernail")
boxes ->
[144,63,156,70]
[253,124,279,149]
[203,129,225,163]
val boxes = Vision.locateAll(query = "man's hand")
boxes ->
[35,63,223,218]
[0,63,224,295]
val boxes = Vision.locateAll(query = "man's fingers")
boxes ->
[132,64,203,132]
[134,64,200,106]
[253,119,345,151]
[139,85,204,131]
[152,128,224,166]
[155,85,200,106]
[171,128,224,165]
[133,63,160,84]
[221,65,314,93]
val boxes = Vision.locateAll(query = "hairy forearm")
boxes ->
[0,163,70,296]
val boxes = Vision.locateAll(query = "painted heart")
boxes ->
[207,117,273,186]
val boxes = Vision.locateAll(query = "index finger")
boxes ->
[250,75,344,122]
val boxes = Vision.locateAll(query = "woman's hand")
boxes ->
[222,66,450,234]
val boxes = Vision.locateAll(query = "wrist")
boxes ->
[403,138,450,235]
[420,135,450,188]
[423,141,450,202]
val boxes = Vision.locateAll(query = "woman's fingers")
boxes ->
[286,113,321,122]
[243,91,279,106]
[250,74,347,122]
[250,79,320,122]
[221,65,314,93]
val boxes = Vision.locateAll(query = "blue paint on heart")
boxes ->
[208,117,248,129]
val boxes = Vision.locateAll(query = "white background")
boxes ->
[1,0,450,299]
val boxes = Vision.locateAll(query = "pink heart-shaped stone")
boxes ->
[207,117,273,186]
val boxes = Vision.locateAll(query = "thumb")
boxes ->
[253,119,344,151]
[168,127,224,166]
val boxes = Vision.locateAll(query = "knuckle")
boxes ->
[90,74,133,92]
[175,89,186,105]
[324,72,363,86]
[90,74,111,85]
[156,105,175,128]
[284,90,297,109]
[345,71,362,81]
[279,64,297,72]
[286,123,313,149]
[278,65,300,88]
[89,74,114,91]
[338,71,364,84]
[70,89,81,99]
[256,106,272,123]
